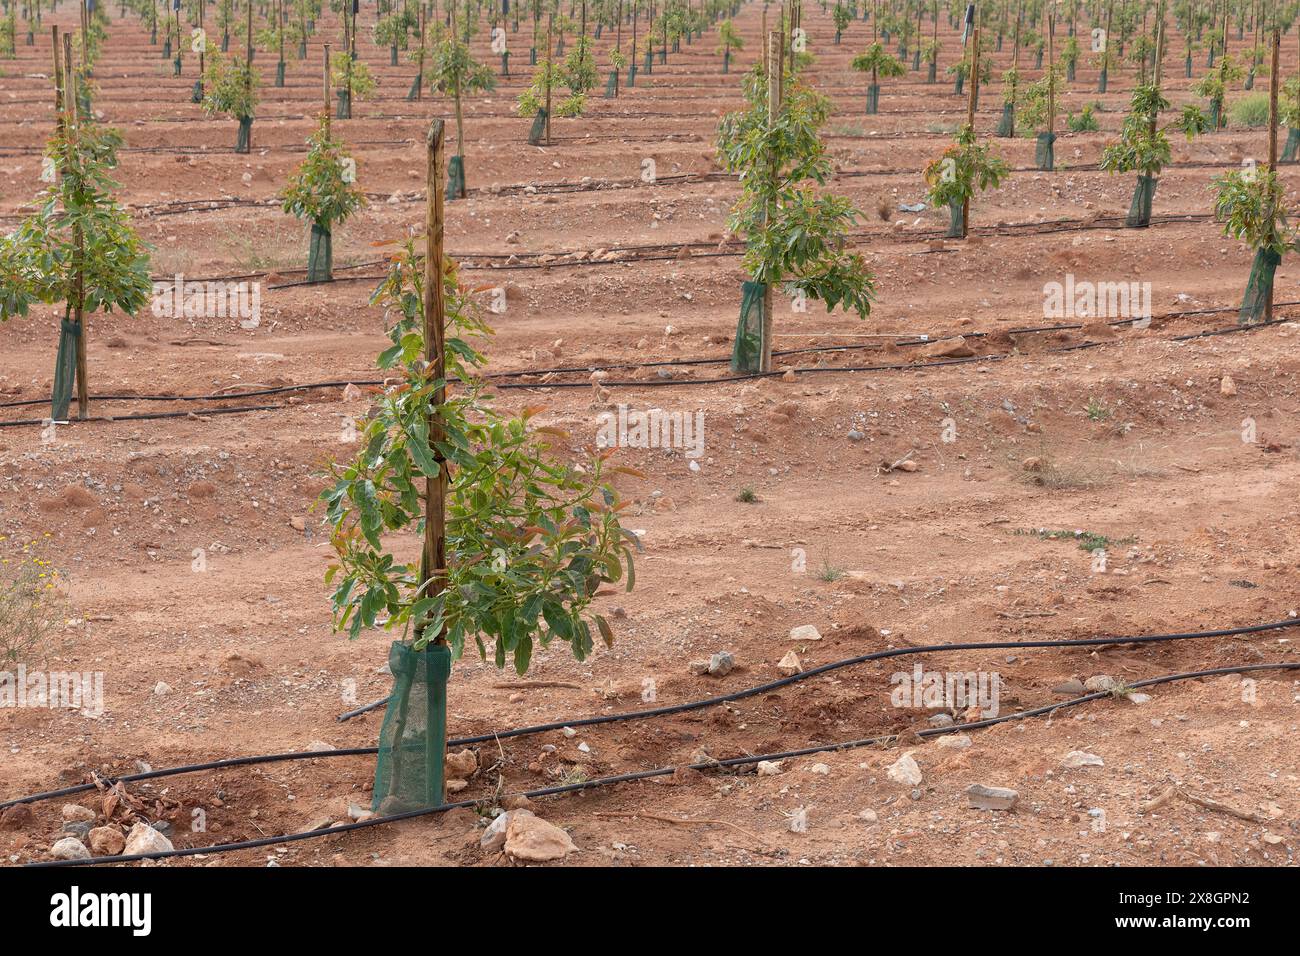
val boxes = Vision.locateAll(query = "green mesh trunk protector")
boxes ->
[527,108,548,145]
[1244,70,1254,91]
[954,72,964,95]
[221,34,229,52]
[627,64,637,86]
[307,221,333,282]
[173,55,182,76]
[1126,174,1156,228]
[299,40,307,58]
[913,50,921,70]
[336,88,352,119]
[51,311,79,422]
[1067,60,1075,81]
[407,72,421,99]
[390,46,399,66]
[1238,247,1281,325]
[371,641,451,813]
[529,46,536,65]
[723,48,730,73]
[1035,131,1056,171]
[1283,128,1300,163]
[604,69,617,97]
[927,61,936,83]
[191,80,204,104]
[947,200,965,239]
[1097,67,1107,93]
[996,101,1015,137]
[163,38,171,59]
[644,50,653,72]
[1209,100,1222,128]
[731,281,767,374]
[235,116,252,153]
[276,60,286,87]
[1183,55,1191,77]
[865,83,880,114]
[501,52,510,75]
[447,155,466,199]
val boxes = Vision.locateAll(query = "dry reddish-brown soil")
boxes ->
[2,6,1299,868]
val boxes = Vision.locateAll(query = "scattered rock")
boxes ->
[445,749,478,779]
[61,821,92,840]
[927,713,955,728]
[289,516,306,531]
[1052,678,1086,697]
[967,784,1019,811]
[88,826,126,857]
[777,650,802,676]
[61,804,96,823]
[858,809,878,823]
[756,760,784,776]
[787,807,809,833]
[808,763,830,775]
[936,734,972,750]
[789,624,822,642]
[123,822,174,857]
[707,651,735,677]
[481,809,528,852]
[305,740,336,752]
[1220,375,1237,397]
[0,804,33,830]
[50,837,91,861]
[926,335,975,359]
[886,751,923,786]
[153,681,172,696]
[1083,675,1117,693]
[1061,750,1105,769]
[503,813,578,862]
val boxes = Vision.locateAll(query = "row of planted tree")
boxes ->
[3,0,1299,422]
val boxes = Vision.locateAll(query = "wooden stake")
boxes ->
[62,30,88,420]
[963,23,979,239]
[421,118,448,647]
[760,29,780,374]
[323,42,331,135]
[1266,26,1280,323]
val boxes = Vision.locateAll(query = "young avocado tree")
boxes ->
[428,0,496,199]
[923,125,1009,238]
[1212,30,1293,324]
[280,116,364,282]
[716,16,742,72]
[332,50,377,118]
[0,56,151,422]
[924,17,1008,239]
[852,41,905,114]
[717,40,876,374]
[832,1,851,43]
[323,121,638,810]
[1193,54,1245,128]
[1101,71,1208,227]
[201,50,260,152]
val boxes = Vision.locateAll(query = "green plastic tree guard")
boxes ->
[307,221,333,282]
[1126,174,1156,228]
[50,311,79,422]
[1035,131,1056,171]
[371,641,451,813]
[527,107,548,146]
[236,116,252,153]
[731,281,767,374]
[1238,248,1281,325]
[447,155,466,199]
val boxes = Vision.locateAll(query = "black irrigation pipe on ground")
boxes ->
[2,309,1289,422]
[25,660,1300,867]
[0,404,284,429]
[7,616,1293,815]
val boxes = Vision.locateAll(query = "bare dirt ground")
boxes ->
[2,6,1299,867]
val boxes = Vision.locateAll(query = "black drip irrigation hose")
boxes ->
[6,617,1296,814]
[1,310,1290,427]
[24,660,1300,868]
